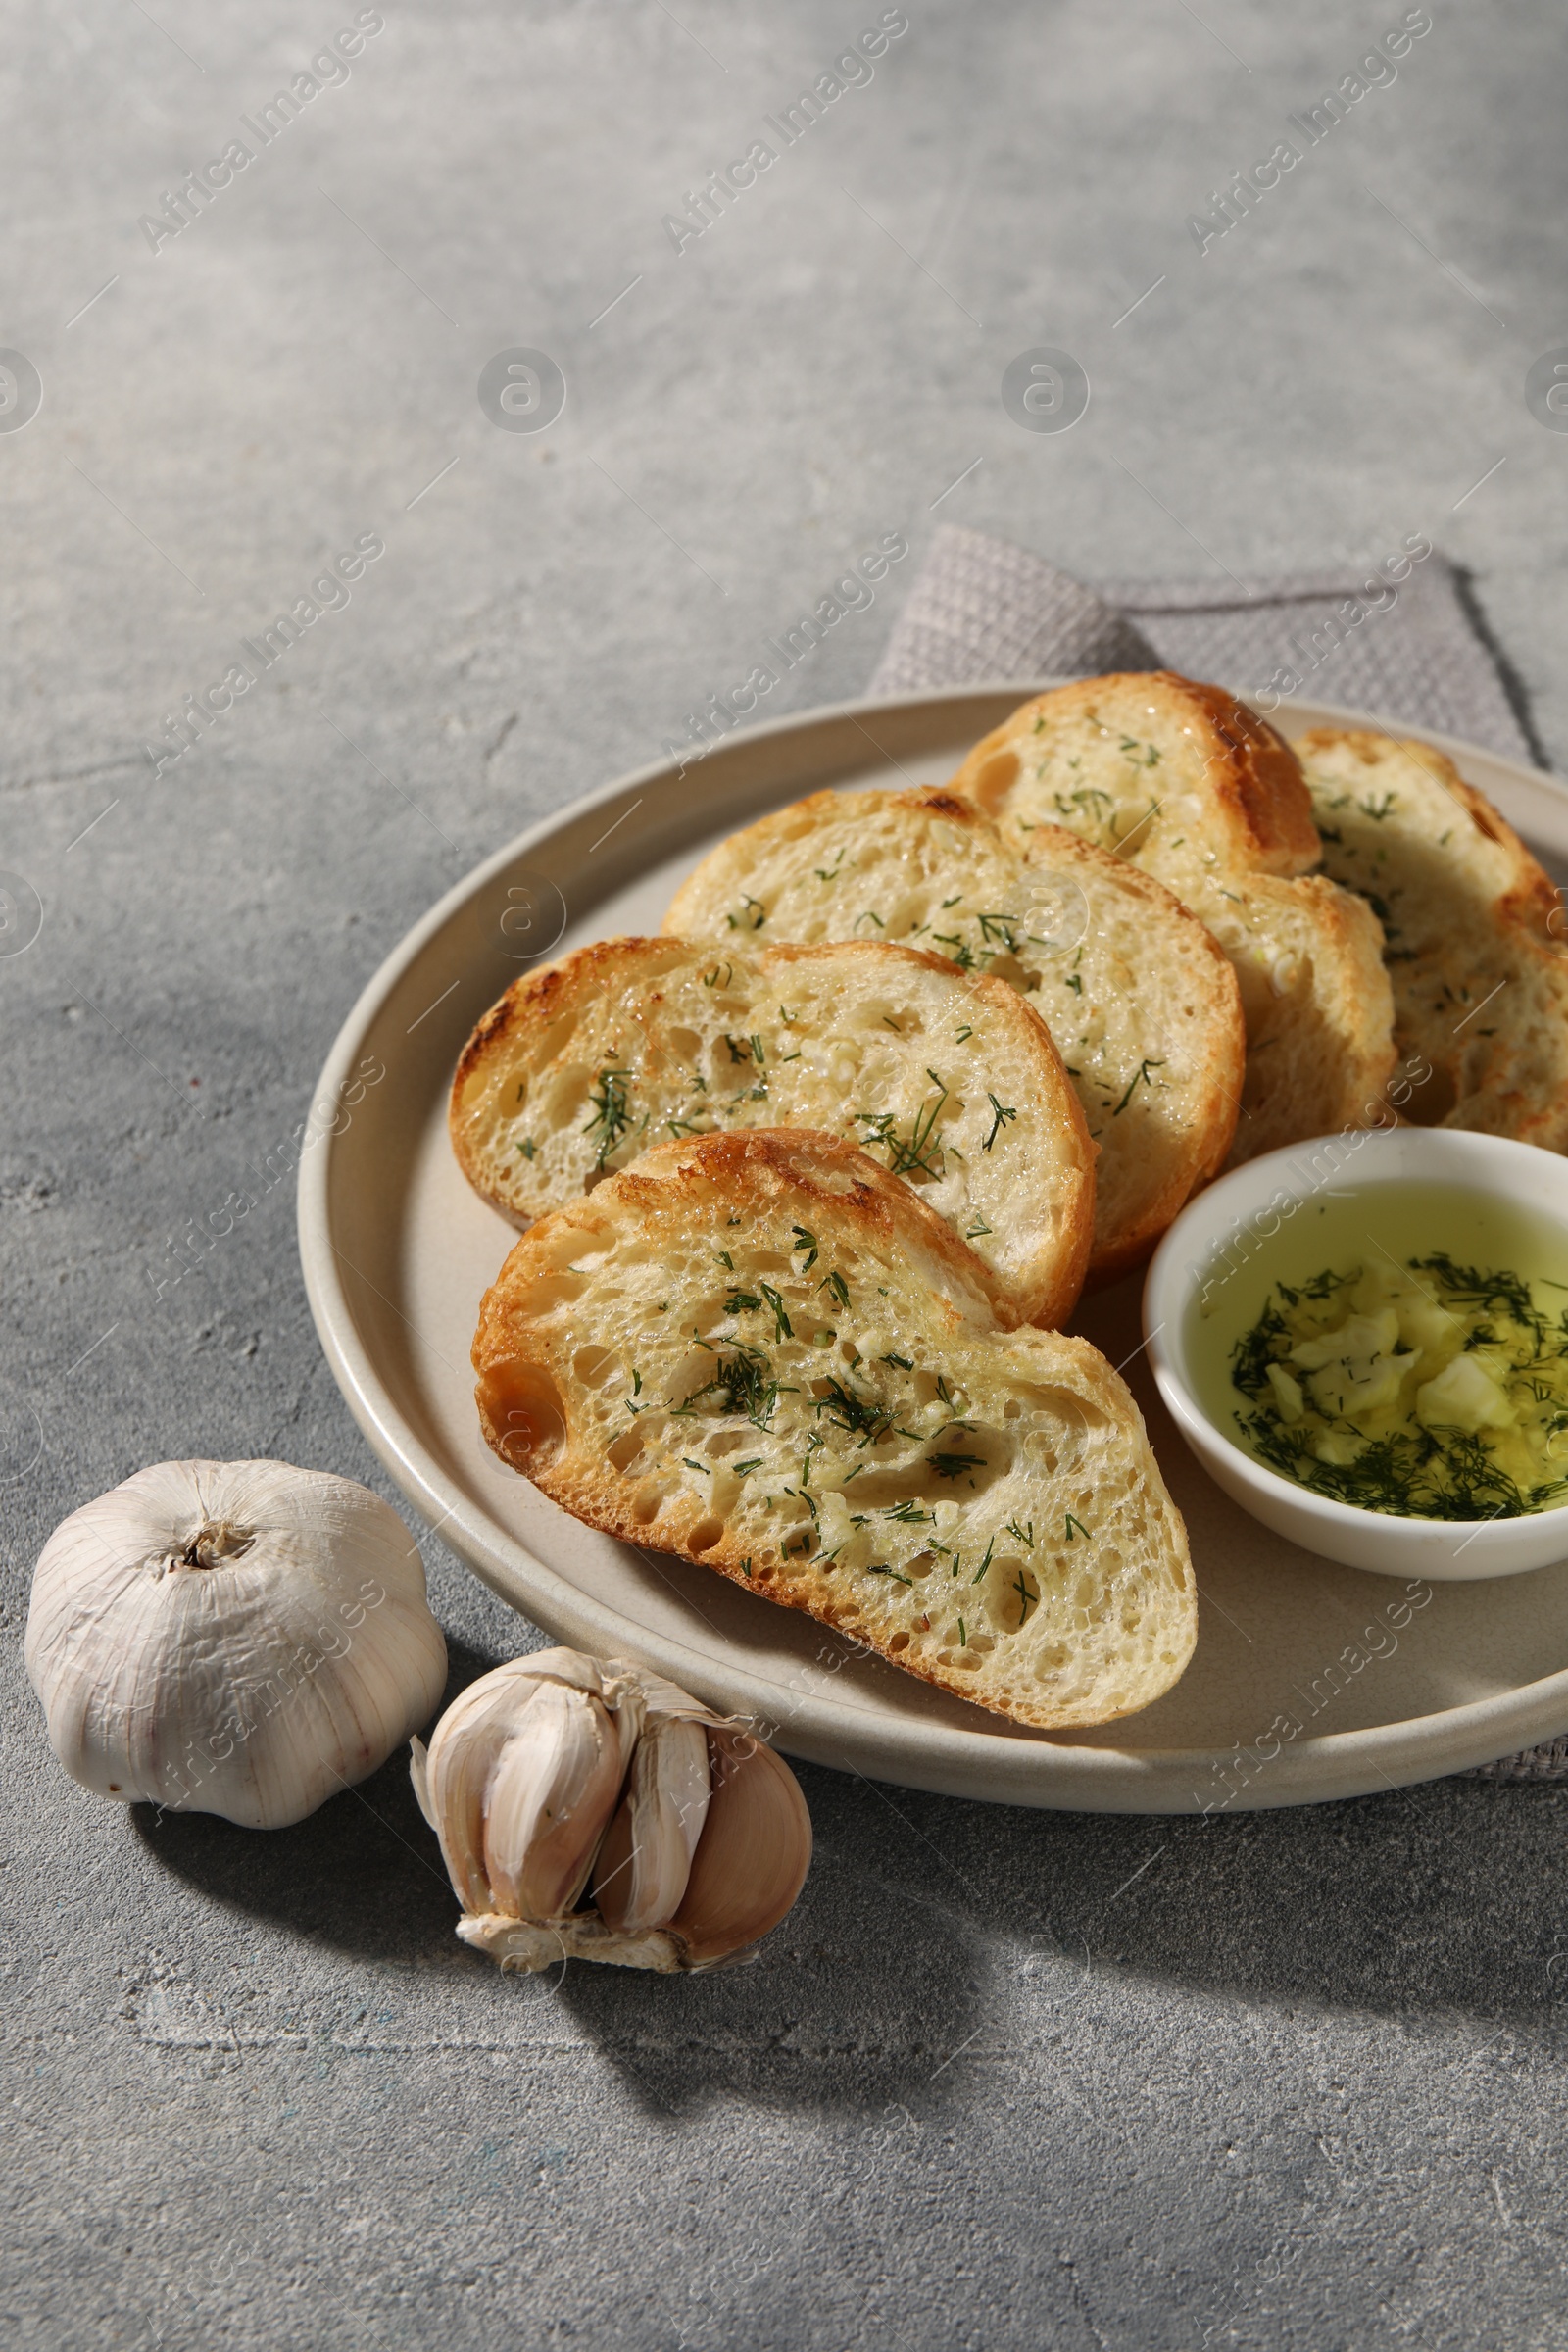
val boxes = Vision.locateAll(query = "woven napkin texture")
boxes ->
[868,524,1561,1782]
[868,523,1534,763]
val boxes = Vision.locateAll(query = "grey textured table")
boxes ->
[7,6,1568,2346]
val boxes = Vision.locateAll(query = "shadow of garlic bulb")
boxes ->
[412,1649,811,1973]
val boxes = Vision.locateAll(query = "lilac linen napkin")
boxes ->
[868,524,1560,1781]
[868,522,1535,763]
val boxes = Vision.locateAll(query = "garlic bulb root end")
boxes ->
[458,1911,688,1975]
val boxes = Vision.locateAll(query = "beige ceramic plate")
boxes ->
[298,687,1568,1812]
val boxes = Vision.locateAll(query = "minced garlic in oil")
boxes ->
[1188,1180,1568,1519]
[1229,1249,1568,1518]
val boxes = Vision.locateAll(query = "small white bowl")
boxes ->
[1143,1128,1568,1581]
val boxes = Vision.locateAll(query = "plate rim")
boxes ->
[297,680,1568,1812]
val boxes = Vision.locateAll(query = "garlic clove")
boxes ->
[417,1649,642,1916]
[592,1714,711,1934]
[482,1677,627,1922]
[668,1729,812,1969]
[422,1661,546,1913]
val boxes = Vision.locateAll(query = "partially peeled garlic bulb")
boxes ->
[412,1648,811,1973]
[24,1459,448,1829]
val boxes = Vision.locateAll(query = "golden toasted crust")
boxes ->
[1296,728,1568,1149]
[473,1129,1196,1732]
[450,941,632,1105]
[954,671,1321,876]
[662,785,1245,1279]
[1178,677,1324,870]
[449,933,1097,1329]
[946,671,1396,1157]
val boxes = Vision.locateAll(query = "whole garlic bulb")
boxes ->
[412,1648,811,1973]
[25,1459,449,1830]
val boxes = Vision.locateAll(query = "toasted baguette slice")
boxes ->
[473,1129,1196,1730]
[949,672,1397,1161]
[1294,728,1568,1147]
[451,936,1095,1330]
[663,787,1243,1280]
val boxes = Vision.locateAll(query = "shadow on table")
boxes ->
[794,1759,1568,2033]
[430,1755,1568,2118]
[129,1638,984,2116]
[132,1637,1568,2116]
[129,1637,495,1968]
